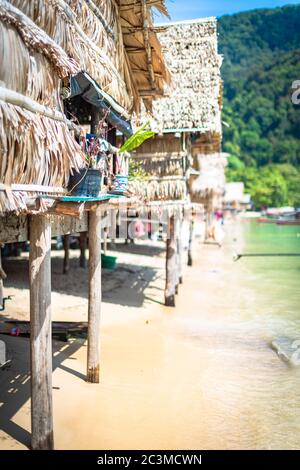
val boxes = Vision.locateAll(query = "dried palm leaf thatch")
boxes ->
[0,98,85,213]
[133,155,185,177]
[0,190,30,214]
[149,0,169,18]
[152,18,222,133]
[133,130,182,154]
[73,0,117,41]
[0,22,62,107]
[0,189,54,214]
[0,1,80,78]
[130,176,187,202]
[191,131,222,159]
[120,0,171,107]
[10,0,135,112]
[189,153,227,202]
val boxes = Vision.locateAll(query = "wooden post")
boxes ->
[188,218,194,267]
[174,217,180,295]
[103,228,108,255]
[0,248,4,307]
[103,211,108,255]
[79,232,87,268]
[177,237,183,285]
[29,215,54,450]
[90,107,102,134]
[165,214,176,307]
[87,208,102,383]
[205,195,214,241]
[63,234,70,274]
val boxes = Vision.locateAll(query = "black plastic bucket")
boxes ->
[68,169,102,197]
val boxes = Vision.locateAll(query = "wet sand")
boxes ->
[1,223,300,450]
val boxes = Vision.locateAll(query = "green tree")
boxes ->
[219,5,300,206]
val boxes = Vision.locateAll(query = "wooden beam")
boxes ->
[0,184,66,194]
[0,87,78,130]
[0,214,89,244]
[51,214,89,238]
[87,208,102,383]
[52,202,85,217]
[0,215,28,244]
[138,90,164,97]
[29,215,54,450]
[165,214,176,307]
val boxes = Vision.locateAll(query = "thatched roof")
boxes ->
[151,17,222,134]
[189,153,227,202]
[0,0,170,214]
[10,0,170,114]
[130,176,187,202]
[132,17,224,204]
[224,182,248,204]
[0,0,85,214]
[119,0,170,111]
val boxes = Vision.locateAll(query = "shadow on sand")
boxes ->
[0,335,86,449]
[2,249,164,308]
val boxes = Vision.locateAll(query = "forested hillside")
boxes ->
[218,5,300,208]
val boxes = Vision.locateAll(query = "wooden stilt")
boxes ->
[63,234,70,274]
[175,218,180,295]
[87,208,102,383]
[0,249,4,306]
[29,215,54,450]
[79,232,87,268]
[204,204,209,241]
[165,214,176,307]
[103,228,108,255]
[188,218,194,267]
[103,211,108,255]
[205,196,214,241]
[177,236,183,285]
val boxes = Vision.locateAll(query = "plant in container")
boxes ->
[68,134,108,197]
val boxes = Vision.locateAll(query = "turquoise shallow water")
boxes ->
[166,219,300,449]
[230,220,300,324]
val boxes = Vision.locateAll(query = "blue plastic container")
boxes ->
[68,169,102,197]
[113,175,128,193]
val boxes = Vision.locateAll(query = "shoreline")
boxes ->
[1,224,300,450]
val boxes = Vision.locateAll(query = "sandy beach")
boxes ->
[1,223,300,450]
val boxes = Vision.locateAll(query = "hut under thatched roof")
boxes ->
[152,17,222,135]
[0,0,171,450]
[9,0,170,115]
[0,0,85,213]
[132,16,223,204]
[0,0,170,214]
[189,153,228,202]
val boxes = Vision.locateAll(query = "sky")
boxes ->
[155,0,300,22]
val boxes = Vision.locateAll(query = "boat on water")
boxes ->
[276,218,300,226]
[258,217,277,224]
[258,207,300,225]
